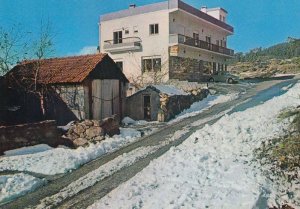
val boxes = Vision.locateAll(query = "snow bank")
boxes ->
[34,129,189,209]
[170,93,239,124]
[4,144,53,157]
[89,82,300,209]
[122,117,149,126]
[0,174,44,204]
[0,128,141,175]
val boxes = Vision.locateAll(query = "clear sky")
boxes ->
[0,0,299,57]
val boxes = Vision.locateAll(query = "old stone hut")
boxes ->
[5,53,129,125]
[125,85,209,121]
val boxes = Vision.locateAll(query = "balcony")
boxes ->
[103,37,142,53]
[169,34,234,57]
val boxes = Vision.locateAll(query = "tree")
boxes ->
[4,21,56,117]
[0,25,28,75]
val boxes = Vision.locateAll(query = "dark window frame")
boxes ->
[142,57,162,72]
[149,24,159,35]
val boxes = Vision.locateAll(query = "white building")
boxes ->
[99,0,234,85]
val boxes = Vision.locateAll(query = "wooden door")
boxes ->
[92,80,102,120]
[92,79,120,120]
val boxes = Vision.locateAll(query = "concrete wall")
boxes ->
[100,9,170,83]
[125,88,160,121]
[0,120,63,155]
[169,10,230,47]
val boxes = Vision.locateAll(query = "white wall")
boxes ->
[169,11,230,46]
[100,9,170,83]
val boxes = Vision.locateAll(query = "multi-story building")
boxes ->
[99,0,234,84]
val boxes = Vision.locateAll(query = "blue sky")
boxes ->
[0,0,299,57]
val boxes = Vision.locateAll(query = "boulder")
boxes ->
[73,124,85,134]
[86,127,104,139]
[82,120,94,127]
[100,116,120,137]
[93,136,105,142]
[73,138,88,147]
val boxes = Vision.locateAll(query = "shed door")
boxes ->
[92,79,120,120]
[143,95,151,120]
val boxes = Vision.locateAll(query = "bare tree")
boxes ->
[0,25,29,75]
[4,20,56,117]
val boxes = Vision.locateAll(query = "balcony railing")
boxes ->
[170,34,234,56]
[103,37,142,53]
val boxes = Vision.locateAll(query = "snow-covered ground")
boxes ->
[0,174,45,204]
[88,82,300,209]
[33,129,189,209]
[0,128,141,205]
[0,91,242,205]
[170,93,239,124]
[0,128,141,176]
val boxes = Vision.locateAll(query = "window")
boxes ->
[193,33,199,40]
[116,61,123,71]
[133,26,138,33]
[216,40,219,46]
[124,28,129,35]
[142,57,161,72]
[205,36,211,44]
[149,24,159,35]
[220,40,223,47]
[193,33,199,46]
[113,31,122,44]
[224,41,227,48]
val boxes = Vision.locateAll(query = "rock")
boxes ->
[74,124,85,134]
[100,116,120,137]
[93,136,105,142]
[83,120,94,127]
[73,138,88,147]
[92,120,102,127]
[86,127,104,139]
[67,132,79,140]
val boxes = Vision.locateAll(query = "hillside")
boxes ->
[228,38,300,79]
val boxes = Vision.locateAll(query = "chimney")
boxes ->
[129,4,136,9]
[200,6,207,13]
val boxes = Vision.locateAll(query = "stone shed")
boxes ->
[5,53,129,125]
[125,85,208,121]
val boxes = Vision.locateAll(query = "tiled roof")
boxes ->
[8,53,119,84]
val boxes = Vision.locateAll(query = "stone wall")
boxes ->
[63,115,120,147]
[53,84,86,120]
[169,56,211,82]
[0,120,61,155]
[165,89,209,121]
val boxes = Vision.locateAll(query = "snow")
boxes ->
[0,174,44,204]
[273,73,296,78]
[88,82,300,209]
[0,128,141,175]
[122,117,149,126]
[4,144,53,157]
[34,129,189,209]
[170,93,239,124]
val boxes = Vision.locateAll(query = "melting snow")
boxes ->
[88,82,300,209]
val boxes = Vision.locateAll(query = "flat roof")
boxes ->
[100,0,233,33]
[207,7,228,14]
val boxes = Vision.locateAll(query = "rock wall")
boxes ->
[63,115,120,147]
[0,120,62,155]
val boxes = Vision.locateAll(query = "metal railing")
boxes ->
[104,37,142,45]
[171,34,234,56]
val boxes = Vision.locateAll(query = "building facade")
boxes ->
[100,0,234,84]
[5,54,129,125]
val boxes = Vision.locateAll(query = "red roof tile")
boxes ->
[11,53,109,84]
